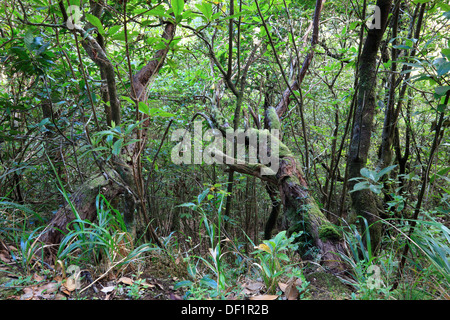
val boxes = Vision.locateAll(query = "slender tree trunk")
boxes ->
[347,0,392,252]
[264,183,281,240]
[378,3,425,170]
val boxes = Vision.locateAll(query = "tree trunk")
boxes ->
[347,0,392,252]
[264,183,281,240]
[39,4,176,248]
[277,153,345,271]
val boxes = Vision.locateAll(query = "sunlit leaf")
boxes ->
[85,13,105,36]
[255,243,271,254]
[171,0,185,17]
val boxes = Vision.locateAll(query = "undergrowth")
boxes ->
[1,186,449,300]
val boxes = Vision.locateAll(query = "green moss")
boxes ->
[318,224,341,241]
[87,174,107,189]
[266,107,281,130]
[305,271,353,300]
[278,141,294,158]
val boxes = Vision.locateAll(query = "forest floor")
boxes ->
[0,244,354,300]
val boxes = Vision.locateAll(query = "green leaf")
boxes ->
[171,0,185,18]
[261,262,272,278]
[198,188,209,204]
[174,280,193,289]
[121,96,135,105]
[149,108,176,118]
[442,48,450,60]
[369,184,383,194]
[112,138,123,155]
[360,168,376,181]
[278,253,290,262]
[375,165,397,181]
[197,1,213,21]
[138,101,150,115]
[182,10,194,20]
[435,86,450,96]
[393,44,412,50]
[438,2,450,11]
[273,231,286,246]
[24,29,34,51]
[85,13,105,36]
[437,104,447,112]
[437,61,450,77]
[0,201,44,223]
[111,31,126,41]
[200,276,217,289]
[430,167,450,183]
[350,181,370,193]
[108,25,121,36]
[176,202,197,209]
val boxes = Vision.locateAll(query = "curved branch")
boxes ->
[274,0,325,118]
[132,22,176,102]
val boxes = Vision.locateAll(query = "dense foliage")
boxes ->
[0,0,449,300]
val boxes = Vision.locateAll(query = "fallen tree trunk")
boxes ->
[39,170,125,245]
[212,107,346,272]
[276,152,345,272]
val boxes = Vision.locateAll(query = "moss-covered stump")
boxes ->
[276,154,345,272]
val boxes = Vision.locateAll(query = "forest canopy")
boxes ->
[0,0,449,301]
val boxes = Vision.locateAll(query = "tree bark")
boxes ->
[347,0,392,252]
[277,153,345,271]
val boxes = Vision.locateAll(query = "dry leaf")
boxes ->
[0,252,10,263]
[278,282,288,292]
[285,278,302,300]
[54,293,67,300]
[245,282,263,291]
[101,286,115,293]
[20,287,35,300]
[285,283,299,300]
[20,282,59,300]
[37,282,59,296]
[61,288,71,296]
[33,274,44,282]
[249,295,278,300]
[169,293,183,300]
[141,281,155,288]
[118,276,134,285]
[64,277,78,292]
